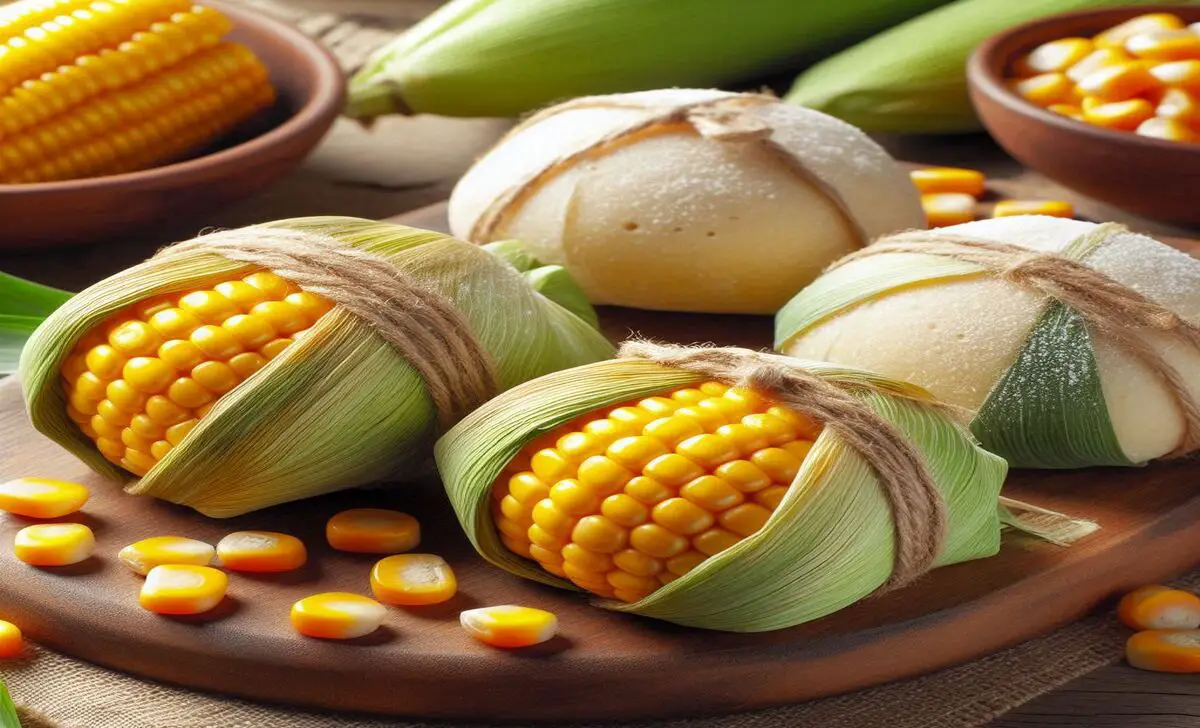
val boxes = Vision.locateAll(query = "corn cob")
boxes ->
[60,270,331,476]
[785,0,1172,133]
[20,218,613,517]
[491,381,821,602]
[0,0,274,183]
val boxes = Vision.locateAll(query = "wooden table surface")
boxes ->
[1,1,1197,724]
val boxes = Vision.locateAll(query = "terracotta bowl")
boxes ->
[968,5,1200,224]
[0,0,345,248]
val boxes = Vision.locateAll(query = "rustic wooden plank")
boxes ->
[992,665,1200,727]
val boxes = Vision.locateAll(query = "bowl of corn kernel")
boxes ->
[968,5,1200,224]
[0,0,344,248]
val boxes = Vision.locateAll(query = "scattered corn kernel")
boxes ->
[14,522,95,566]
[326,508,420,554]
[491,384,820,602]
[991,199,1075,219]
[460,605,558,648]
[60,271,330,477]
[921,193,976,228]
[1082,98,1156,130]
[291,592,387,639]
[118,536,216,576]
[1012,72,1074,106]
[908,167,985,197]
[1015,38,1094,75]
[1126,629,1200,673]
[1094,13,1185,50]
[0,477,88,518]
[0,618,22,662]
[1136,116,1200,143]
[371,553,458,606]
[1119,586,1200,630]
[216,531,307,572]
[139,564,228,615]
[0,620,23,659]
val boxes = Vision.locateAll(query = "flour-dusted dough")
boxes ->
[783,216,1200,463]
[449,89,923,314]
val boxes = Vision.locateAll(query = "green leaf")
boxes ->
[971,301,1133,469]
[0,271,71,318]
[1,315,44,375]
[0,676,20,728]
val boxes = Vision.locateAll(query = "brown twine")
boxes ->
[467,93,868,246]
[153,226,499,429]
[829,224,1200,457]
[619,341,947,591]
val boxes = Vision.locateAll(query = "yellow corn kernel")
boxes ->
[370,553,458,606]
[1136,117,1200,143]
[1156,88,1200,124]
[118,536,215,576]
[1082,98,1156,130]
[1066,47,1132,83]
[1126,629,1200,673]
[908,167,985,197]
[216,531,307,573]
[1014,37,1094,76]
[1094,13,1186,50]
[1076,62,1161,102]
[1149,60,1200,91]
[0,477,89,518]
[1047,103,1084,120]
[1126,30,1200,62]
[291,592,387,639]
[60,271,331,475]
[490,383,820,601]
[1011,72,1073,106]
[326,508,420,554]
[0,620,23,659]
[921,192,976,228]
[460,605,558,648]
[992,199,1075,218]
[139,564,227,615]
[14,522,94,566]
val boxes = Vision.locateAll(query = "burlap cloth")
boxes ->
[2,2,1198,725]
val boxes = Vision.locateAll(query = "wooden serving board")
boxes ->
[0,204,1197,723]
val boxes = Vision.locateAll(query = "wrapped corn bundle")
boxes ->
[448,89,923,315]
[777,216,1200,468]
[437,341,1082,631]
[19,217,614,517]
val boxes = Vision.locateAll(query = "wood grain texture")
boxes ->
[1,206,1198,721]
[993,666,1200,727]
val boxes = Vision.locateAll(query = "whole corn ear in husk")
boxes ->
[437,342,1037,632]
[785,0,1173,133]
[777,216,1200,469]
[345,0,953,119]
[19,217,614,517]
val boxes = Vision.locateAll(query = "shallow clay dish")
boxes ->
[968,5,1200,224]
[0,0,345,248]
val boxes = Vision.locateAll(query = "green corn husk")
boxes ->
[0,678,17,728]
[775,217,1200,469]
[345,0,954,119]
[785,0,1177,133]
[437,353,1019,632]
[0,271,71,374]
[19,217,614,517]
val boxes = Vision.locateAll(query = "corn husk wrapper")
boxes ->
[785,0,1177,133]
[19,217,614,517]
[777,217,1200,468]
[437,356,1010,632]
[345,0,953,119]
